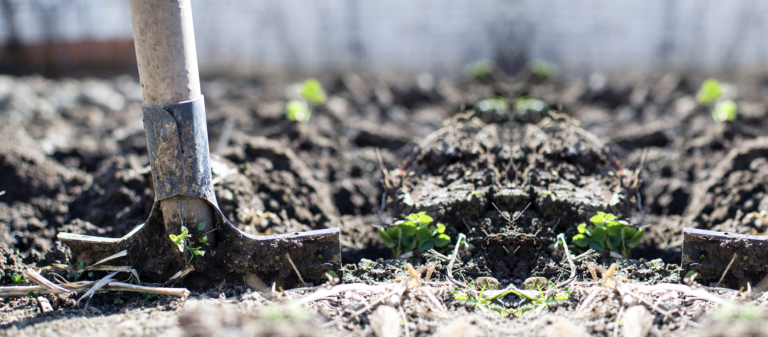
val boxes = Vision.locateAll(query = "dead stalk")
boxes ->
[0,281,189,299]
[284,253,308,287]
[715,253,738,288]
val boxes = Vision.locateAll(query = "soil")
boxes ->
[2,68,768,336]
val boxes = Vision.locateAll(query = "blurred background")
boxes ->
[3,0,768,78]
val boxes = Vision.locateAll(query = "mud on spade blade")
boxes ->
[58,97,341,288]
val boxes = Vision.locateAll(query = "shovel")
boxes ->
[682,228,767,289]
[57,0,340,288]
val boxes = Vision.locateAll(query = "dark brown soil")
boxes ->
[2,69,768,335]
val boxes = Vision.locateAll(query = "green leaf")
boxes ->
[434,234,451,247]
[589,215,604,226]
[402,235,417,252]
[572,234,590,247]
[415,226,433,242]
[418,241,435,251]
[380,228,396,248]
[435,223,446,234]
[286,100,311,123]
[11,273,22,284]
[589,240,605,250]
[577,223,587,234]
[605,221,624,235]
[75,261,85,269]
[628,228,644,247]
[713,100,737,123]
[697,79,723,105]
[591,226,608,242]
[606,239,618,252]
[88,271,93,278]
[399,221,417,235]
[418,214,433,226]
[197,222,206,231]
[298,79,327,104]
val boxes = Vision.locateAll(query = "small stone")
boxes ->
[475,277,500,290]
[370,305,401,337]
[623,306,653,337]
[522,277,548,290]
[622,294,636,307]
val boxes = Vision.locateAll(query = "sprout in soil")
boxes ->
[474,96,509,116]
[713,100,737,123]
[286,79,327,123]
[169,226,206,263]
[379,212,451,258]
[530,59,558,80]
[11,273,23,284]
[696,79,738,123]
[696,79,723,105]
[572,212,644,258]
[465,60,492,80]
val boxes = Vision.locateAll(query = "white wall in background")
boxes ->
[2,0,768,75]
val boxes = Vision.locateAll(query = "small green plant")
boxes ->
[453,285,509,316]
[464,60,492,79]
[696,79,723,105]
[142,292,157,302]
[713,100,737,122]
[286,100,311,123]
[530,60,558,80]
[379,212,451,258]
[286,79,327,123]
[475,96,509,115]
[513,283,570,316]
[168,225,206,263]
[572,212,644,258]
[11,273,23,284]
[298,79,327,104]
[696,79,738,123]
[514,96,548,115]
[27,290,40,297]
[453,282,569,317]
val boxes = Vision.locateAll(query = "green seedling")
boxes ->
[298,79,327,104]
[169,227,190,252]
[700,254,706,260]
[453,285,510,316]
[713,100,737,123]
[572,212,644,258]
[475,97,509,115]
[168,226,206,263]
[286,100,311,123]
[513,284,570,316]
[514,96,548,115]
[464,60,492,79]
[28,290,40,297]
[696,79,738,123]
[530,60,558,80]
[696,79,723,105]
[142,292,157,302]
[11,273,23,284]
[286,79,327,123]
[379,212,451,258]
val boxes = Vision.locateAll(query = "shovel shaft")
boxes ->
[129,0,201,105]
[129,0,214,243]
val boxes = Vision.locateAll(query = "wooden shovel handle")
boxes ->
[130,0,214,245]
[129,0,202,106]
